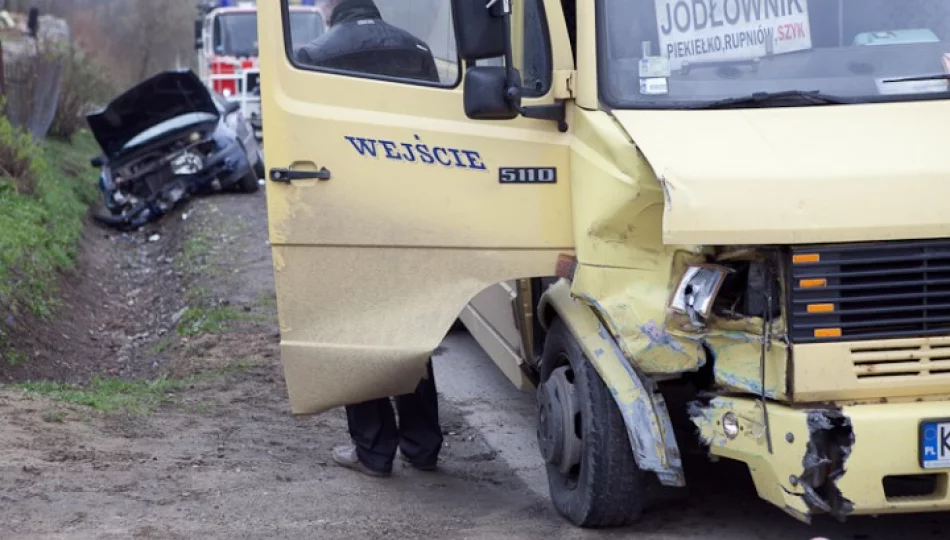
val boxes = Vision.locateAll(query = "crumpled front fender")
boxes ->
[539,279,685,487]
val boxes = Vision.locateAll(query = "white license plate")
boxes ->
[921,420,950,469]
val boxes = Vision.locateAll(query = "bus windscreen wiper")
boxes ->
[882,73,950,84]
[695,90,850,109]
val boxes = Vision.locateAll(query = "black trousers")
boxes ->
[345,360,443,474]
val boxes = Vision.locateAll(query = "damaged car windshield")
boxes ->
[600,0,950,108]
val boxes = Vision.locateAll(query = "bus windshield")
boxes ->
[600,0,950,108]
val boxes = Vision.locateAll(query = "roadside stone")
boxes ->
[171,308,189,325]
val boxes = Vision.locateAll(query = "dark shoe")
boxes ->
[398,449,438,472]
[332,445,391,477]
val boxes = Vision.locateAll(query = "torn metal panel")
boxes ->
[705,334,789,400]
[595,325,684,486]
[689,398,769,449]
[689,390,950,519]
[540,279,685,487]
[688,397,813,520]
[800,409,855,520]
[690,399,860,522]
[571,260,709,376]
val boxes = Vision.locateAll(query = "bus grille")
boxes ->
[851,341,950,380]
[790,240,950,343]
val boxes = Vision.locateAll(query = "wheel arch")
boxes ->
[538,279,686,487]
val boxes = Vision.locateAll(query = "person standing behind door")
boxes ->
[296,0,444,478]
[297,0,440,84]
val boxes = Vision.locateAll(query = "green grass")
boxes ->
[178,230,213,274]
[0,124,99,329]
[177,305,241,336]
[184,285,210,304]
[18,376,188,415]
[152,336,174,354]
[176,305,269,337]
[3,348,26,366]
[16,360,255,415]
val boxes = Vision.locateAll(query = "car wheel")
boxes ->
[238,169,260,193]
[234,139,261,194]
[536,319,646,528]
[253,147,266,180]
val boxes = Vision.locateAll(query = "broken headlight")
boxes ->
[170,150,204,176]
[671,265,732,327]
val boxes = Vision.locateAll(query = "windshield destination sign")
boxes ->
[655,0,812,68]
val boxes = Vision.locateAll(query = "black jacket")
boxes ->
[297,0,440,83]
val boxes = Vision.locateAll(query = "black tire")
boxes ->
[253,148,266,180]
[238,170,260,193]
[538,319,646,528]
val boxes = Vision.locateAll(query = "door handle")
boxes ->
[270,167,331,183]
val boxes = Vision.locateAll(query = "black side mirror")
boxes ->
[90,155,105,168]
[464,66,520,120]
[453,0,568,132]
[451,0,506,61]
[224,101,241,115]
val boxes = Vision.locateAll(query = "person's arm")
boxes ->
[423,53,440,83]
[296,46,315,65]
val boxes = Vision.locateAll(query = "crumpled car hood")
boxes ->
[612,100,950,245]
[86,70,219,159]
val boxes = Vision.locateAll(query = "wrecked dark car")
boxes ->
[87,70,265,230]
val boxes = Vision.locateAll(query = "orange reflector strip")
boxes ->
[799,278,827,288]
[814,328,842,339]
[807,303,835,314]
[793,253,821,264]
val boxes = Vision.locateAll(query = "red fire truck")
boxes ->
[195,0,325,139]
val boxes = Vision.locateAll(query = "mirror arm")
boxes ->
[498,0,568,133]
[520,102,568,133]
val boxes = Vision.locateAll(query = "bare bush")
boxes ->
[48,46,112,141]
[59,0,199,89]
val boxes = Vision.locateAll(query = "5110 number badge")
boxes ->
[499,167,557,184]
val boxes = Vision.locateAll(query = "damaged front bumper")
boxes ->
[691,397,950,521]
[96,140,251,230]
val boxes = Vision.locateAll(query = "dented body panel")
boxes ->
[613,104,950,246]
[567,110,707,375]
[539,279,684,486]
[692,397,950,520]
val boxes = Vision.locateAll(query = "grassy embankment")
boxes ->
[0,118,100,360]
[0,117,255,413]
